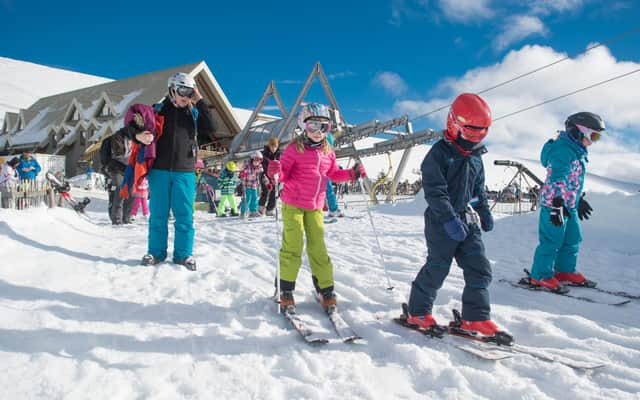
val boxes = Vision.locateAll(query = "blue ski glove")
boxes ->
[444,217,468,242]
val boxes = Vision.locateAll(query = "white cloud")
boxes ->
[327,71,356,80]
[389,0,431,25]
[438,0,493,23]
[373,71,409,97]
[529,0,586,15]
[494,15,548,52]
[391,44,640,183]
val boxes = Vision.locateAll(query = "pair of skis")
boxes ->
[279,292,361,345]
[393,304,605,370]
[501,269,635,306]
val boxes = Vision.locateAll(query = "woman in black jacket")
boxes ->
[258,137,281,216]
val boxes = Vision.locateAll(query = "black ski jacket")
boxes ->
[152,98,216,172]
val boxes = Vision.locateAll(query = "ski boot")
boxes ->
[141,254,163,266]
[529,276,562,290]
[554,272,597,288]
[175,256,197,271]
[395,303,446,338]
[406,314,438,330]
[280,290,295,313]
[522,269,568,294]
[319,290,337,313]
[449,309,514,346]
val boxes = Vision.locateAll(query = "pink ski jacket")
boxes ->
[279,142,354,210]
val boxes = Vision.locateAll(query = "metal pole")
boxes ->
[358,179,394,291]
[274,173,282,313]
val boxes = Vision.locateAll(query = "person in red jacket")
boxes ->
[268,103,366,312]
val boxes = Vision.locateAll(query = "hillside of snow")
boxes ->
[0,57,111,127]
[0,186,638,399]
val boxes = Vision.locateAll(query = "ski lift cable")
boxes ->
[409,26,640,123]
[493,68,640,122]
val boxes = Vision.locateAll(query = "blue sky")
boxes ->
[1,0,640,181]
[1,0,637,122]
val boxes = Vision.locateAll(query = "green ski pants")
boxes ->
[279,203,334,290]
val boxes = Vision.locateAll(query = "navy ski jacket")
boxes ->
[421,139,490,223]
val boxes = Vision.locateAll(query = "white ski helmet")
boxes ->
[250,150,263,160]
[168,72,196,102]
[168,72,195,90]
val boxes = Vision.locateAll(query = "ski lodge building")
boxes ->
[0,62,276,176]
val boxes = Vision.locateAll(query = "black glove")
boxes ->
[577,193,592,220]
[550,197,565,227]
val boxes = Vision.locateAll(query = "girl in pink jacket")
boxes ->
[268,103,366,312]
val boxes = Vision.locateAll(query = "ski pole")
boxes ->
[358,178,394,291]
[273,173,282,313]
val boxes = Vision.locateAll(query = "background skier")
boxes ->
[217,161,240,217]
[17,151,41,181]
[258,137,280,216]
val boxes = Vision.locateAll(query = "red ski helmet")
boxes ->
[445,93,492,143]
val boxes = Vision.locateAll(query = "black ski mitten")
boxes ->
[577,193,593,220]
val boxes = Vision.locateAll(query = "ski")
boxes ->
[394,305,605,369]
[500,278,631,306]
[313,291,361,342]
[281,308,330,346]
[508,344,605,370]
[393,306,513,361]
[323,217,338,224]
[341,215,364,220]
[566,284,640,300]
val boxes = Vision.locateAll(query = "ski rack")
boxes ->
[205,62,443,202]
[333,115,410,147]
[335,128,443,159]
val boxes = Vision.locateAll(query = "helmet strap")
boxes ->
[303,135,323,148]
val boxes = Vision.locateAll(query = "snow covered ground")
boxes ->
[0,186,639,399]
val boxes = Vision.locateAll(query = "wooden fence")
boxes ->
[0,179,57,210]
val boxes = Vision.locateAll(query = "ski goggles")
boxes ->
[460,124,489,142]
[305,120,332,135]
[575,123,602,143]
[175,85,195,98]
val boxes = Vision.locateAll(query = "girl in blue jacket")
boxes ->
[529,112,605,290]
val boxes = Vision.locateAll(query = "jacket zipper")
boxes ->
[170,107,177,172]
[312,150,322,210]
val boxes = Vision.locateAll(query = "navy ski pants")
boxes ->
[408,213,492,321]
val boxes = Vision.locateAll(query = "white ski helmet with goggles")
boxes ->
[297,103,332,131]
[168,72,196,100]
